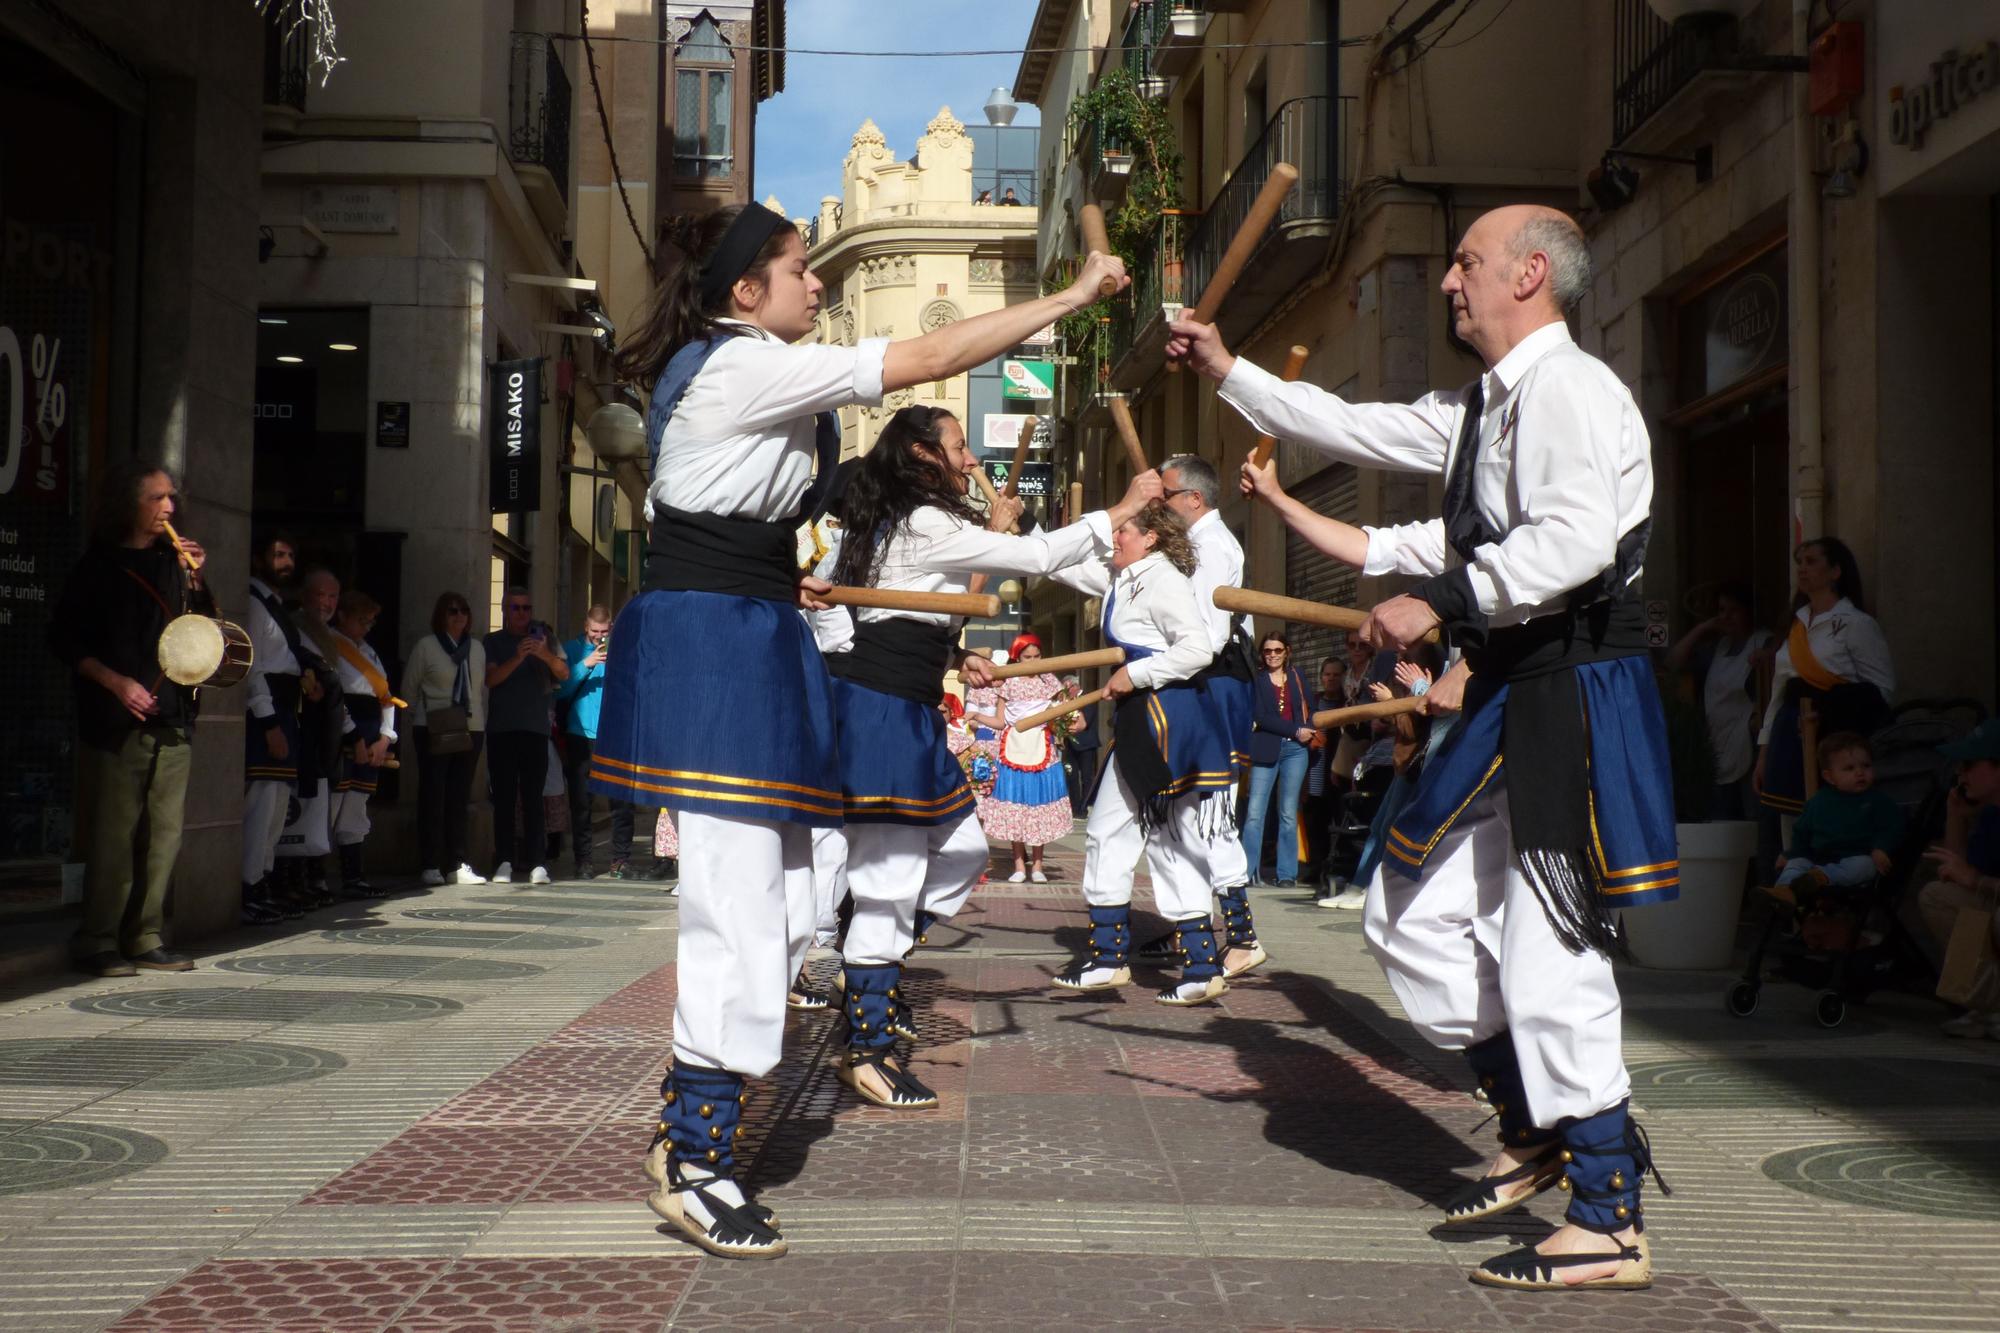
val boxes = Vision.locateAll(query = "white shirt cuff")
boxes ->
[1125,659,1155,690]
[1084,510,1115,546]
[1360,528,1401,578]
[1465,563,1501,616]
[853,338,889,406]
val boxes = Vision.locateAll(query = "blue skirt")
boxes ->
[589,590,843,827]
[830,678,975,826]
[246,675,301,786]
[1206,673,1253,774]
[992,756,1067,806]
[1104,681,1237,803]
[1383,656,1679,908]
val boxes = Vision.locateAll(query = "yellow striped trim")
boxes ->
[1587,790,1681,882]
[1600,873,1680,896]
[590,754,843,803]
[246,767,297,780]
[1147,694,1169,762]
[590,768,844,817]
[1387,754,1505,861]
[846,790,976,817]
[1759,792,1804,813]
[844,786,975,811]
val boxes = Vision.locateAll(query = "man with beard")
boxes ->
[242,534,309,923]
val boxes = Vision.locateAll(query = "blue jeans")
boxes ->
[1241,740,1310,883]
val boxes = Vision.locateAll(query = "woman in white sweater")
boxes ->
[403,592,489,886]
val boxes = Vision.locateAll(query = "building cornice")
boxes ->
[809,216,1039,273]
[1013,0,1084,106]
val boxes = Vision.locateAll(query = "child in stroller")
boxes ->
[1768,733,1904,945]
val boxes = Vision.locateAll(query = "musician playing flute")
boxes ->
[48,459,209,977]
[1170,205,1675,1292]
[824,405,1160,1110]
[1048,501,1237,1006]
[589,203,1128,1260]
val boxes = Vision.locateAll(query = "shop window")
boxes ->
[674,17,734,181]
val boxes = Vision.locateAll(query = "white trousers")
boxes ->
[1362,784,1629,1125]
[1082,763,1223,920]
[243,781,289,883]
[810,826,850,940]
[843,814,988,966]
[277,779,331,859]
[673,811,817,1078]
[330,787,372,847]
[1206,791,1250,891]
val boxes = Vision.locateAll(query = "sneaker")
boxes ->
[607,859,629,880]
[1332,886,1368,910]
[453,864,488,885]
[420,868,447,887]
[529,866,552,885]
[493,861,513,884]
[1030,869,1049,884]
[1007,870,1027,883]
[1942,1011,1986,1038]
[575,860,595,882]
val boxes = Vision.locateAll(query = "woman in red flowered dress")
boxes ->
[967,635,1075,881]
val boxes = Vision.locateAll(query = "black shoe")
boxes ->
[76,951,137,978]
[127,948,194,972]
[647,858,678,882]
[337,843,380,899]
[1276,878,1297,888]
[240,892,285,926]
[576,860,596,882]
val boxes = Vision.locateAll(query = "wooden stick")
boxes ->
[1106,395,1149,475]
[1079,204,1117,296]
[822,587,1001,618]
[989,647,1125,680]
[1212,586,1439,644]
[1168,162,1300,373]
[160,519,200,574]
[1068,481,1083,521]
[1311,695,1427,730]
[1015,687,1107,733]
[1002,428,1032,499]
[972,462,1018,534]
[1246,345,1311,468]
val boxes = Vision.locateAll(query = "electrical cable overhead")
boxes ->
[1432,0,1519,51]
[547,33,1372,55]
[579,3,655,272]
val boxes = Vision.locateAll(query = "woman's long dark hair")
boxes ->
[832,406,982,589]
[90,457,172,547]
[1795,536,1867,613]
[613,205,799,391]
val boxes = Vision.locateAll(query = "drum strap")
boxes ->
[120,566,176,617]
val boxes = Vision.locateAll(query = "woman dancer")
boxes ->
[827,404,1158,1109]
[969,634,1075,882]
[1049,501,1233,1005]
[591,203,1127,1259]
[326,590,397,899]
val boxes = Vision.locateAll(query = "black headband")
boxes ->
[698,205,790,306]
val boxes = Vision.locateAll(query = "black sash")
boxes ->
[644,506,800,603]
[827,617,956,705]
[251,584,303,666]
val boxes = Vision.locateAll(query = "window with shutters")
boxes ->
[674,17,734,181]
[1283,463,1360,672]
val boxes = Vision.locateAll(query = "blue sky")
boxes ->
[753,0,1043,217]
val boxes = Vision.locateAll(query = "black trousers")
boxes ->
[487,730,548,868]
[1064,745,1100,816]
[560,734,633,864]
[413,729,483,873]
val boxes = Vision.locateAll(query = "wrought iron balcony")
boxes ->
[1107,210,1198,389]
[1181,95,1347,346]
[508,32,573,207]
[262,3,308,112]
[1119,1,1167,98]
[1611,0,1802,149]
[1148,0,1209,78]
[1074,109,1133,203]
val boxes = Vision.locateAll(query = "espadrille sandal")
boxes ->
[786,969,830,1011]
[1051,959,1131,992]
[1470,1235,1651,1291]
[647,1159,786,1260]
[1221,942,1268,979]
[1154,975,1228,1007]
[837,1052,938,1110]
[642,1141,778,1228]
[1134,931,1177,961]
[1439,1142,1564,1225]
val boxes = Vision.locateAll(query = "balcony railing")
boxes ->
[508,32,573,204]
[262,3,308,112]
[1148,0,1209,77]
[806,202,842,250]
[1612,0,1709,145]
[1119,1,1166,96]
[1109,210,1198,374]
[1075,109,1133,198]
[1183,96,1345,322]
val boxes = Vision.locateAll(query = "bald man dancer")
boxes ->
[1169,205,1676,1292]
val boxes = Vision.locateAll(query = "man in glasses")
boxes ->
[484,587,570,883]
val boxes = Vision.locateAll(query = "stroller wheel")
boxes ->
[1814,990,1847,1029]
[1725,980,1760,1018]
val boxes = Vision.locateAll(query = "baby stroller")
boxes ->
[1725,697,1987,1027]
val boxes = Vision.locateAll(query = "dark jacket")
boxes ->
[1247,667,1311,767]
[48,539,216,750]
[1064,700,1101,752]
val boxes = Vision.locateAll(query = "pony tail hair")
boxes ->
[614,204,797,391]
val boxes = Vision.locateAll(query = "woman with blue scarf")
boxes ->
[403,591,486,887]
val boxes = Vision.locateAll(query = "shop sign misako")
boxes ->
[490,357,543,514]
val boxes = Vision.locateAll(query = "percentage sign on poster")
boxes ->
[31,335,65,442]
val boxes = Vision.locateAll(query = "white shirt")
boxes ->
[330,631,397,743]
[1186,509,1250,652]
[1219,321,1653,628]
[854,506,1110,630]
[1758,598,1895,743]
[647,321,888,521]
[801,519,854,654]
[244,577,302,721]
[1052,549,1213,690]
[1704,630,1772,784]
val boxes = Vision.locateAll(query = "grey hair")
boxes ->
[1160,453,1220,509]
[1512,214,1592,312]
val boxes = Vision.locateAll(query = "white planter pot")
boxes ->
[1619,820,1758,970]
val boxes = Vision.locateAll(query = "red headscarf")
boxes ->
[1009,632,1043,662]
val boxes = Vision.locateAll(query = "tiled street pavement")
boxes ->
[3,832,2000,1330]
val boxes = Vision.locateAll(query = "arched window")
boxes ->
[674,15,733,180]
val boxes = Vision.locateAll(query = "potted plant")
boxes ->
[1618,679,1759,970]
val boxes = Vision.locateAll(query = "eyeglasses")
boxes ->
[1162,486,1194,500]
[1262,648,1287,657]
[505,603,531,613]
[446,606,470,616]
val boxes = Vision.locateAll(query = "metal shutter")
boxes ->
[1283,462,1360,670]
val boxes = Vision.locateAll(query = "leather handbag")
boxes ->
[425,704,473,755]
